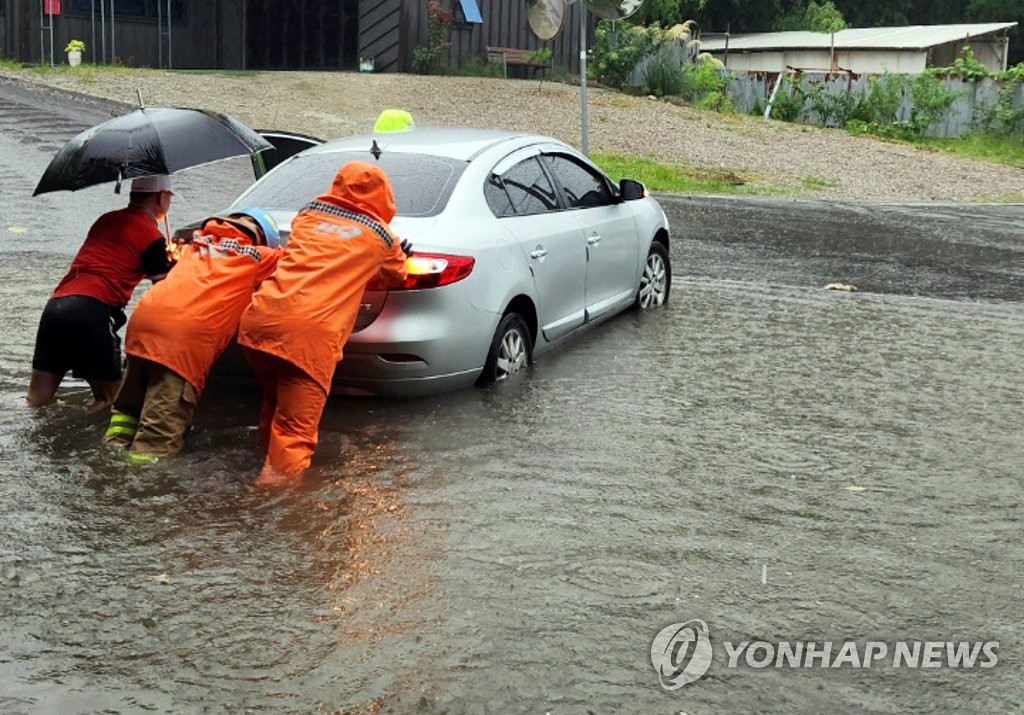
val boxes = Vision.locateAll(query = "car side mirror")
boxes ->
[619,178,646,201]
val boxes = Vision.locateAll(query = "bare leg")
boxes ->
[26,369,64,407]
[85,379,122,415]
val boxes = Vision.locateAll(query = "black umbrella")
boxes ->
[33,107,273,196]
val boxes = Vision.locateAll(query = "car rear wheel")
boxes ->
[634,241,671,309]
[479,312,532,385]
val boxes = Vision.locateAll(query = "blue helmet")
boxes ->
[229,207,281,249]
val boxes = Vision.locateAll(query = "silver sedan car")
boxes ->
[218,127,671,397]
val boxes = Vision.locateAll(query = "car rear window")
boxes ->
[233,151,466,217]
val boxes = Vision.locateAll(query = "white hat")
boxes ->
[130,175,175,194]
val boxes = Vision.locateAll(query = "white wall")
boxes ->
[716,48,927,74]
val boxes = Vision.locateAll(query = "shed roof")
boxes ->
[700,23,1018,52]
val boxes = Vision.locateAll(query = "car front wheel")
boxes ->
[634,241,671,309]
[479,312,532,385]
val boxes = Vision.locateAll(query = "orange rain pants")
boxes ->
[237,161,408,486]
[243,347,328,484]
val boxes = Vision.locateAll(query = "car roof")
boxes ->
[307,127,561,162]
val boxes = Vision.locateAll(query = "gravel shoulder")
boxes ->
[2,66,1022,203]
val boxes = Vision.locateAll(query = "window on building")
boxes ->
[457,0,482,24]
[65,0,187,24]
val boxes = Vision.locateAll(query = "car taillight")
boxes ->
[366,253,475,291]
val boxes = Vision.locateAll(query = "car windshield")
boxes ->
[233,151,466,217]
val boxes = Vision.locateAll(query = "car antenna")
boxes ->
[137,88,145,109]
[370,139,382,161]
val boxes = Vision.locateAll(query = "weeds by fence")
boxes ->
[734,72,1023,138]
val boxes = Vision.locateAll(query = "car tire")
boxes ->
[478,312,532,385]
[634,241,671,310]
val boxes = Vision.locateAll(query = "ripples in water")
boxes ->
[2,250,1023,711]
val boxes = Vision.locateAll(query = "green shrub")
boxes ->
[643,47,684,97]
[527,47,552,65]
[680,55,733,112]
[412,0,452,75]
[805,81,857,126]
[907,73,959,136]
[1002,62,1024,83]
[927,45,990,81]
[849,73,906,126]
[589,20,655,88]
[455,56,504,78]
[769,79,805,121]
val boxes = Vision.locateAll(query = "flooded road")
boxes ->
[1,78,1023,713]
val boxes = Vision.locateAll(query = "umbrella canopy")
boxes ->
[33,107,273,196]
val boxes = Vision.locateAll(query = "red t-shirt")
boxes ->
[52,206,171,308]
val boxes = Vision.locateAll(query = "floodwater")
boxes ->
[1,78,1023,713]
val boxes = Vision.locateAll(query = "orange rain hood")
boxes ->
[327,161,396,225]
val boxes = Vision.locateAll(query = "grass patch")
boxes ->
[914,133,1024,169]
[170,68,259,78]
[801,175,839,190]
[978,192,1024,203]
[593,153,784,196]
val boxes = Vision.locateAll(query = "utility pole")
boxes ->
[580,1,589,156]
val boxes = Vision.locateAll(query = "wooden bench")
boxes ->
[486,46,550,80]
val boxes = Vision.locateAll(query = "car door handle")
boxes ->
[587,234,602,245]
[530,248,548,259]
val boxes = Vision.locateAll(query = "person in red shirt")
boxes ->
[238,162,411,487]
[103,208,282,463]
[27,175,176,414]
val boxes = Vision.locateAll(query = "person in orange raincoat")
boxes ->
[237,161,411,486]
[103,208,282,463]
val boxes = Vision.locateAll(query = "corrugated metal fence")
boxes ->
[725,73,1024,137]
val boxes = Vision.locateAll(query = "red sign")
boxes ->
[44,0,61,15]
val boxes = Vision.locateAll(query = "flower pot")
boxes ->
[67,50,82,67]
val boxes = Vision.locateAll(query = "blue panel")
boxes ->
[458,0,483,23]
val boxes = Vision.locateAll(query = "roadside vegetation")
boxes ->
[572,2,1024,172]
[914,134,1024,170]
[593,153,786,196]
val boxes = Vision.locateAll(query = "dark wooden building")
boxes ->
[1,0,589,74]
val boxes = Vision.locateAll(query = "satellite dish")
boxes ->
[527,0,567,41]
[585,0,644,20]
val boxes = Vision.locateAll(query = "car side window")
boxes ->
[542,154,613,209]
[497,157,560,216]
[484,174,515,217]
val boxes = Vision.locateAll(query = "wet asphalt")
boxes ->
[1,77,1023,714]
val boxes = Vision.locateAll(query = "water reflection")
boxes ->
[2,222,1024,711]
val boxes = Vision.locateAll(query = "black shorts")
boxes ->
[31,295,126,382]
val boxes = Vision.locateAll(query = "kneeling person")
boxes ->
[104,208,282,462]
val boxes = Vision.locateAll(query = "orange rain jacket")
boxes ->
[237,162,409,393]
[125,220,281,393]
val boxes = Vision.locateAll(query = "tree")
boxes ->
[776,1,849,31]
[634,0,708,27]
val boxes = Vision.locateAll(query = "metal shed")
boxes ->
[701,23,1018,75]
